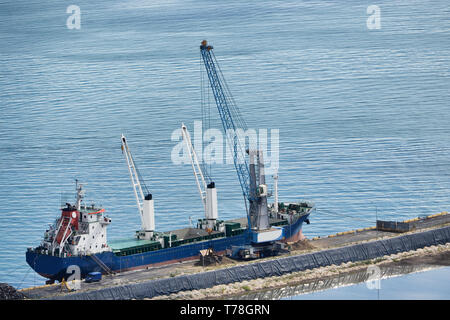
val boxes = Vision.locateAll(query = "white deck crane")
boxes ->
[181,123,218,231]
[121,134,155,240]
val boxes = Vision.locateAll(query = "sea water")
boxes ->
[0,1,449,289]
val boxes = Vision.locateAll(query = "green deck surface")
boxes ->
[108,239,160,250]
[108,238,162,256]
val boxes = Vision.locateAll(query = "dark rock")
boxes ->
[0,283,25,300]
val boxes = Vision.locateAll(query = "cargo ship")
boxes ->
[26,41,314,282]
[26,182,313,281]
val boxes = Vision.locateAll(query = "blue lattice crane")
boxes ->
[199,41,251,202]
[199,41,284,256]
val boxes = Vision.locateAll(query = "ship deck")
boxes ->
[108,217,289,255]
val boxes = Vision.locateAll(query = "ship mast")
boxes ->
[75,179,85,211]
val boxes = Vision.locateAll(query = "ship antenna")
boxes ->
[75,179,85,211]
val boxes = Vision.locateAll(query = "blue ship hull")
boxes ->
[26,214,309,280]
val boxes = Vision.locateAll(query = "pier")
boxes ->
[20,211,450,300]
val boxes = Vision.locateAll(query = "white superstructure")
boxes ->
[40,182,111,257]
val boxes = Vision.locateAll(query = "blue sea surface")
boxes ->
[0,1,449,289]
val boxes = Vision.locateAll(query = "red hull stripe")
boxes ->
[88,209,105,215]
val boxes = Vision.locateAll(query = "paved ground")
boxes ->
[311,213,450,249]
[311,229,392,249]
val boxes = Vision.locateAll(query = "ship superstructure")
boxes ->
[38,181,111,258]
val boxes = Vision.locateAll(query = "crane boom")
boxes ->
[121,134,145,217]
[121,134,155,239]
[199,41,251,203]
[181,123,207,210]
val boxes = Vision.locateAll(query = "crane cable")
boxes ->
[211,50,248,131]
[125,145,150,196]
[200,52,213,183]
